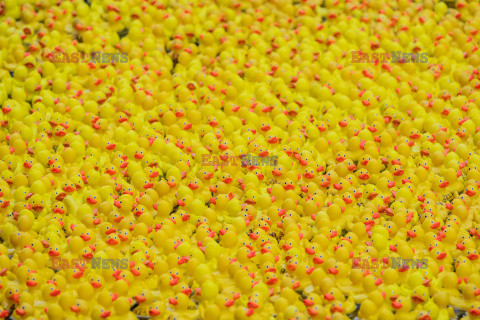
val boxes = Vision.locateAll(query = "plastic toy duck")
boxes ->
[3,0,480,317]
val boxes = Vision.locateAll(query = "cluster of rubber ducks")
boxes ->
[2,0,480,319]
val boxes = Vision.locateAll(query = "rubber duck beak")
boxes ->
[436,252,447,260]
[469,309,480,316]
[292,281,300,289]
[307,308,318,316]
[50,289,61,296]
[82,252,93,259]
[328,267,339,275]
[26,280,37,287]
[87,197,97,204]
[11,293,20,303]
[70,305,80,313]
[149,309,161,316]
[468,253,479,260]
[331,305,344,313]
[15,309,26,316]
[100,311,111,318]
[48,250,59,256]
[106,238,118,245]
